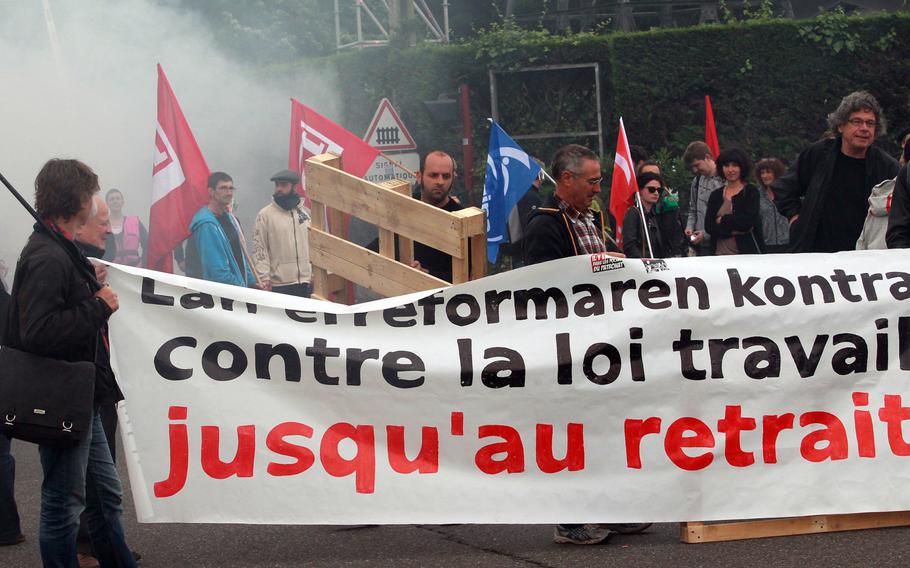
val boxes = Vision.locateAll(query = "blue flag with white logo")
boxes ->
[482,121,542,263]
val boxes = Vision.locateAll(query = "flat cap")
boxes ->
[270,169,300,184]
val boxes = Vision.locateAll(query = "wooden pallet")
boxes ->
[681,511,910,543]
[305,153,485,303]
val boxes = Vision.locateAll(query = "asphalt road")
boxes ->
[2,441,910,567]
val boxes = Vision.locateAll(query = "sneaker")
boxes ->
[553,524,613,545]
[601,522,652,535]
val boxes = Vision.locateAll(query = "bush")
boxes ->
[273,12,910,201]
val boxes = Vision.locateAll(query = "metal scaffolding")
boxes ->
[334,0,450,50]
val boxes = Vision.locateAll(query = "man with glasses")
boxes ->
[524,144,629,544]
[189,171,258,287]
[774,91,899,253]
[524,144,617,266]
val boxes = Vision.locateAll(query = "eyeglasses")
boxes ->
[569,171,603,186]
[847,118,877,129]
[643,185,662,194]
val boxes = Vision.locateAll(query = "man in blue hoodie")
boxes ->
[190,172,258,287]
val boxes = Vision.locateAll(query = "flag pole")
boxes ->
[633,190,654,258]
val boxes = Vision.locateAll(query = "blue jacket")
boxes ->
[189,207,256,287]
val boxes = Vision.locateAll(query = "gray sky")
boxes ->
[0,0,341,268]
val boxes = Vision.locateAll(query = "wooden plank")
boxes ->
[312,266,330,300]
[383,180,415,266]
[310,200,327,232]
[308,228,448,297]
[309,198,329,299]
[378,227,395,258]
[328,207,345,238]
[306,156,467,257]
[470,235,486,280]
[452,207,486,239]
[451,255,469,284]
[680,512,910,543]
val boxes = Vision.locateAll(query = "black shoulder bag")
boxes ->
[0,170,101,448]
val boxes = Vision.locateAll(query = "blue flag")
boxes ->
[482,121,542,263]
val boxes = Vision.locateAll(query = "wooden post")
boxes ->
[307,154,341,301]
[380,180,414,265]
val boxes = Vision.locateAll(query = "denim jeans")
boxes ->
[38,410,136,568]
[0,434,21,542]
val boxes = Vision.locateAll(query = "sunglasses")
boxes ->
[643,185,662,194]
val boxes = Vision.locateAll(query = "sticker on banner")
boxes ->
[591,253,624,273]
[642,259,669,273]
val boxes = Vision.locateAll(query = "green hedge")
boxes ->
[276,12,910,199]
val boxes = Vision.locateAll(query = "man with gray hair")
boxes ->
[773,91,899,252]
[524,144,617,265]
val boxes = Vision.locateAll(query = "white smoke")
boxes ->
[0,0,341,267]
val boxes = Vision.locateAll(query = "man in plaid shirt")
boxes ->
[523,144,630,545]
[524,144,620,265]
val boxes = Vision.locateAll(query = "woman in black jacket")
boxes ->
[622,172,671,258]
[705,148,764,255]
[4,159,136,567]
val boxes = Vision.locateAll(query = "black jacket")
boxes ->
[0,284,9,345]
[524,194,614,265]
[773,136,899,252]
[4,228,123,406]
[622,206,668,258]
[705,184,764,255]
[886,165,910,248]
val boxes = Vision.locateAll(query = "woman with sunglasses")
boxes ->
[705,148,764,255]
[622,171,671,258]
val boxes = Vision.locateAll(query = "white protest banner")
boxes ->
[107,250,910,524]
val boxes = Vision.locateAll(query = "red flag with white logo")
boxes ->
[705,95,720,159]
[288,98,380,205]
[148,64,211,273]
[608,117,639,244]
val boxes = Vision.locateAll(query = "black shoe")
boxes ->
[0,533,25,546]
[133,550,142,564]
[601,523,652,535]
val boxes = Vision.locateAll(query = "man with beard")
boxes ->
[253,169,312,297]
[411,150,463,282]
[367,150,465,282]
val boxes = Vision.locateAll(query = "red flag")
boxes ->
[608,117,639,244]
[148,64,210,272]
[705,95,720,159]
[288,98,381,205]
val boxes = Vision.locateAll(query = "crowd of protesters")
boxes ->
[605,90,907,262]
[2,89,910,563]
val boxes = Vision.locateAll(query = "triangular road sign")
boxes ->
[363,98,417,151]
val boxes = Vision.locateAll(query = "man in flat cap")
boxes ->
[252,169,313,297]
